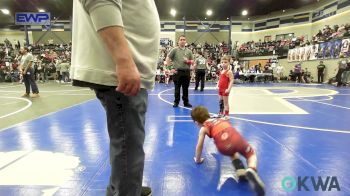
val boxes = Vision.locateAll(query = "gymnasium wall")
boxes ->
[247,59,269,68]
[280,58,341,82]
[175,5,349,47]
[240,9,350,44]
[160,32,176,45]
[175,31,230,44]
[1,0,350,48]
[0,30,33,46]
[231,32,254,45]
[311,10,350,35]
[159,0,350,44]
[239,23,313,43]
[31,31,71,44]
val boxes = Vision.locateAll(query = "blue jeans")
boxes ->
[23,67,39,94]
[95,88,148,196]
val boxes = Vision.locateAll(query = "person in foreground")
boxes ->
[191,106,265,196]
[71,0,160,195]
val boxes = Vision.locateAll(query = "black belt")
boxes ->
[176,69,190,72]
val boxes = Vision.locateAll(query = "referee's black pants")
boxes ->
[173,70,190,104]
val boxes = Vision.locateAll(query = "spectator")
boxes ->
[70,0,160,195]
[294,62,302,83]
[19,47,39,98]
[276,64,284,82]
[336,58,348,86]
[194,51,208,91]
[317,61,326,83]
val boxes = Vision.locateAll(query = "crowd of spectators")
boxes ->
[156,40,283,85]
[2,23,349,86]
[312,24,350,43]
[237,23,350,57]
[237,39,294,57]
[0,39,71,83]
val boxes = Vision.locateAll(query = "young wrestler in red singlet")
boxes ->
[191,106,265,196]
[217,55,233,116]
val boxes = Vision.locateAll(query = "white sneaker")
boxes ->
[246,168,265,196]
[236,168,246,180]
[222,115,230,121]
[30,93,40,98]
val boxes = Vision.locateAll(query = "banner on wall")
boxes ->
[287,49,292,61]
[300,47,305,61]
[341,39,349,53]
[340,39,350,58]
[332,40,342,59]
[309,44,319,60]
[287,50,292,61]
[326,42,331,59]
[160,38,170,46]
[296,48,301,61]
[318,42,327,59]
[288,38,348,62]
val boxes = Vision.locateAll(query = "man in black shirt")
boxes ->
[317,61,326,83]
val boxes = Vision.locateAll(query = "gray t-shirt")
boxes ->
[195,56,207,70]
[20,53,33,70]
[168,47,194,70]
[60,62,70,73]
[338,60,348,69]
[71,0,160,89]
